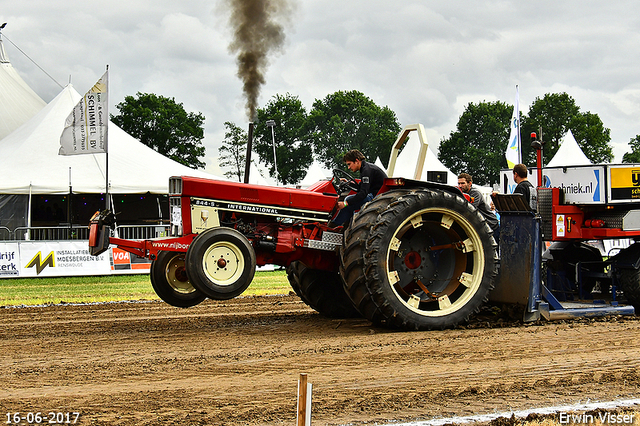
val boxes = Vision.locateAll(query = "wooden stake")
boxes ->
[297,373,312,426]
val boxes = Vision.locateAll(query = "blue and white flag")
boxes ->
[505,86,521,168]
[59,70,108,155]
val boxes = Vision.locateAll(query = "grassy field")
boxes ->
[0,269,291,306]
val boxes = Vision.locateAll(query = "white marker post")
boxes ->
[297,373,312,426]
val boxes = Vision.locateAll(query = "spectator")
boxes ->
[513,163,537,211]
[457,173,501,244]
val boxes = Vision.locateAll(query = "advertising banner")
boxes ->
[543,166,605,204]
[0,242,20,277]
[0,242,151,278]
[110,247,152,273]
[608,165,640,202]
[500,165,606,204]
[18,241,111,277]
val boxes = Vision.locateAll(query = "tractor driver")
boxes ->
[330,149,387,227]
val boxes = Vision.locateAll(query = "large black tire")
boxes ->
[544,241,604,296]
[610,243,640,310]
[286,261,360,318]
[620,268,640,311]
[286,261,307,302]
[185,227,256,300]
[340,191,411,321]
[150,251,207,308]
[341,189,498,330]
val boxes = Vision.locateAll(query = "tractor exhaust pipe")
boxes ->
[243,122,254,184]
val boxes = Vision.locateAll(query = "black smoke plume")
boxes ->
[224,0,292,121]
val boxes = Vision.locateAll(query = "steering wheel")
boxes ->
[332,168,359,194]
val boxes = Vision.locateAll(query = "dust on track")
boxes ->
[1,295,639,426]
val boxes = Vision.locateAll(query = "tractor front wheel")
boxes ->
[150,251,206,307]
[186,227,256,300]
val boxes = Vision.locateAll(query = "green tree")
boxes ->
[438,101,513,186]
[219,122,247,181]
[521,93,613,165]
[570,112,613,163]
[622,135,640,163]
[307,90,401,170]
[253,93,312,185]
[111,92,206,169]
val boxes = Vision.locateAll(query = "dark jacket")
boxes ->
[514,180,537,211]
[351,161,387,206]
[468,186,499,230]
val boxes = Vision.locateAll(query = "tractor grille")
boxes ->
[587,212,625,229]
[169,177,183,196]
[537,188,553,239]
[170,196,182,236]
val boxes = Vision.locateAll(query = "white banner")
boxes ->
[59,70,108,155]
[0,243,20,277]
[18,241,111,277]
[499,165,606,204]
[0,242,151,278]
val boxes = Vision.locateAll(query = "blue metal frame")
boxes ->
[498,208,635,321]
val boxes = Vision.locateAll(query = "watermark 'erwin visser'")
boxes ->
[559,411,636,424]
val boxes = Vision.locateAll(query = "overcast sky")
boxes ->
[2,0,639,175]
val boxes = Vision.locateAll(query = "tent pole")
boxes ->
[68,167,72,239]
[27,183,32,241]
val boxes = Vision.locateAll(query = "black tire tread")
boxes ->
[339,191,413,324]
[341,189,498,330]
[150,251,206,308]
[286,261,360,318]
[620,268,640,310]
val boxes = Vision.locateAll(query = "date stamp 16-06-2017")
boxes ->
[5,412,80,425]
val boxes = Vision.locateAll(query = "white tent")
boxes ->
[248,160,276,186]
[0,36,47,141]
[374,157,385,170]
[299,161,331,188]
[389,130,495,203]
[0,84,218,195]
[547,130,592,167]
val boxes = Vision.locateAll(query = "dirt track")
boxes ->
[1,295,639,426]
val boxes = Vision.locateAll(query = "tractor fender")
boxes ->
[381,178,465,199]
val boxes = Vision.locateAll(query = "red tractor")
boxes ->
[90,124,499,330]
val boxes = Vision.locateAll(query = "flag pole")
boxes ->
[105,65,109,211]
[516,85,521,165]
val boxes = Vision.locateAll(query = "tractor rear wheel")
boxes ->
[186,227,256,300]
[341,189,498,330]
[286,261,360,318]
[151,251,207,307]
